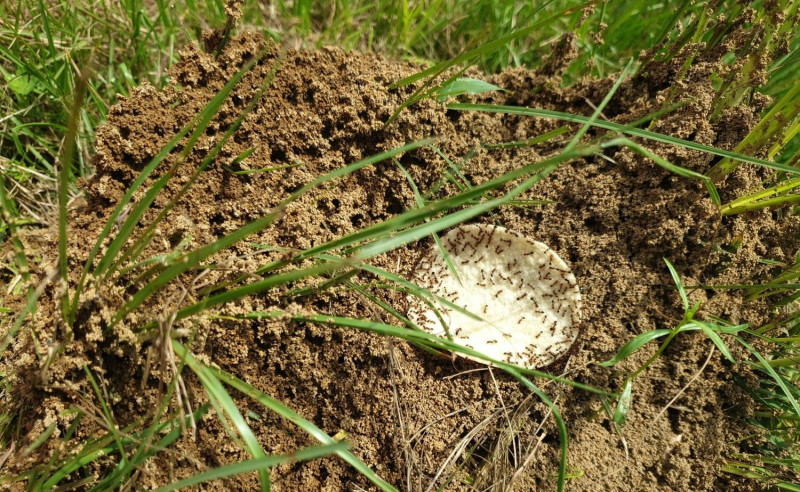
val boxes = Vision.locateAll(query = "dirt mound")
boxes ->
[4,31,798,490]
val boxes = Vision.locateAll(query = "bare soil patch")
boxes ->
[4,30,798,491]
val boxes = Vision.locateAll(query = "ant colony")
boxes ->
[407,224,582,369]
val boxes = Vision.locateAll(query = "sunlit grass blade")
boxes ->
[598,329,671,367]
[449,103,800,174]
[224,161,302,175]
[174,342,272,490]
[92,327,205,490]
[737,337,800,421]
[70,46,272,319]
[186,347,398,492]
[143,258,348,331]
[289,313,602,492]
[708,82,800,181]
[723,459,800,491]
[107,55,284,277]
[294,249,486,329]
[91,405,210,491]
[113,138,436,326]
[153,442,348,492]
[709,1,799,123]
[435,77,505,100]
[201,245,483,324]
[722,175,800,216]
[722,194,800,216]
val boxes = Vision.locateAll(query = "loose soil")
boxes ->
[4,29,799,491]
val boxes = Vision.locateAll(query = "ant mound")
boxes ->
[4,28,798,492]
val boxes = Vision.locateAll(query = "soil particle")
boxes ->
[4,30,799,491]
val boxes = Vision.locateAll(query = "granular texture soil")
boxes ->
[3,29,799,491]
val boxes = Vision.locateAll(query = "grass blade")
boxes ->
[708,82,800,181]
[722,175,800,216]
[286,312,608,397]
[174,342,272,490]
[92,49,274,281]
[564,58,634,153]
[292,313,596,492]
[664,258,689,310]
[386,1,587,123]
[198,351,398,492]
[696,322,735,363]
[70,46,272,318]
[142,147,598,332]
[153,442,348,492]
[613,380,633,426]
[112,138,435,326]
[395,159,463,286]
[356,168,556,260]
[0,175,31,291]
[37,407,207,490]
[108,55,284,276]
[598,329,671,367]
[603,137,720,204]
[434,78,505,100]
[154,166,558,326]
[737,337,800,420]
[450,103,800,174]
[291,148,592,264]
[390,1,580,89]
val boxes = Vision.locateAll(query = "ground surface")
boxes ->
[4,31,798,490]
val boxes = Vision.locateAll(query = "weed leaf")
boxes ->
[598,329,671,367]
[696,322,735,363]
[664,258,689,310]
[613,380,633,426]
[435,78,504,101]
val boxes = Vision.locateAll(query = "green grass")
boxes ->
[2,0,800,490]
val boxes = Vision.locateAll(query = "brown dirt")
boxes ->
[3,29,799,491]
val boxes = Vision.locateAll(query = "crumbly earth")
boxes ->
[3,29,798,491]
